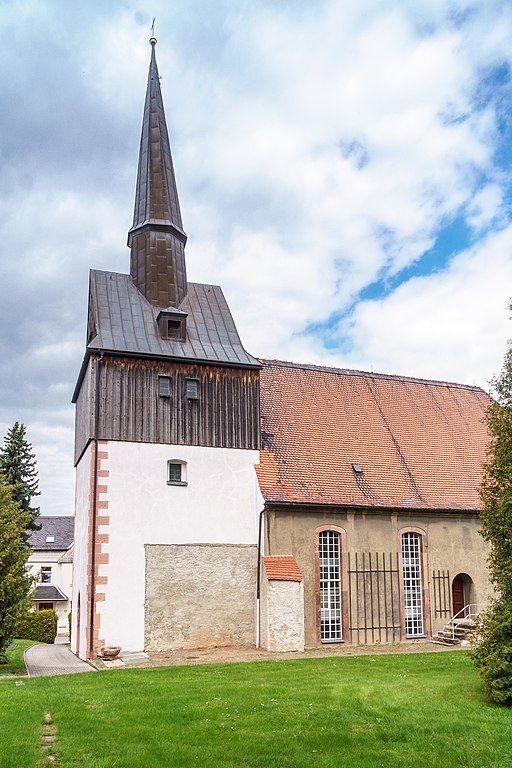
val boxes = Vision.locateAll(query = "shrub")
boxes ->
[16,609,57,644]
[472,600,512,705]
[68,611,72,636]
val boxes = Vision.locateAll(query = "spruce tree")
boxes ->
[0,480,33,661]
[472,340,512,704]
[0,422,40,537]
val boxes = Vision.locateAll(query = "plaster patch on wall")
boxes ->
[144,543,257,651]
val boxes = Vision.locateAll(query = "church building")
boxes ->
[71,38,492,660]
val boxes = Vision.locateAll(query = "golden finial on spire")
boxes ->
[149,17,157,46]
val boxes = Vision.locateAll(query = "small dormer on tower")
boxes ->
[157,306,188,341]
[128,35,188,309]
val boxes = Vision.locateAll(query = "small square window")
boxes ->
[186,378,199,400]
[167,461,187,486]
[159,375,171,397]
[45,535,55,543]
[40,567,52,584]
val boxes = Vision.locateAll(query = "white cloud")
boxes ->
[336,225,512,388]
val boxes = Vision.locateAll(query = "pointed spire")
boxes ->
[128,34,188,308]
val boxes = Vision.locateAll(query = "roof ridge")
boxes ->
[260,358,487,392]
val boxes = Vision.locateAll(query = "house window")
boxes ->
[40,566,52,584]
[158,375,171,397]
[167,460,187,486]
[402,532,424,637]
[186,378,199,400]
[45,535,55,543]
[319,530,342,642]
[38,603,53,611]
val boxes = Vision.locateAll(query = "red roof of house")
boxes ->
[263,556,303,581]
[256,360,491,511]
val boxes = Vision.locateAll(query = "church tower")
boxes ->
[71,37,262,660]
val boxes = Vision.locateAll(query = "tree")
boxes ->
[0,480,33,661]
[0,422,40,537]
[472,340,512,704]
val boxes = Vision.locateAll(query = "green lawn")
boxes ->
[1,651,511,767]
[0,639,36,677]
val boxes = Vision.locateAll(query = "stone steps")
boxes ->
[431,617,476,646]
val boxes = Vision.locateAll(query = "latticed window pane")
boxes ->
[168,463,182,483]
[402,532,424,637]
[319,530,342,642]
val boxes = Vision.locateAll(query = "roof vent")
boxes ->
[352,463,363,474]
[46,535,55,543]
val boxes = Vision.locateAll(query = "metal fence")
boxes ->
[431,569,451,618]
[347,552,401,644]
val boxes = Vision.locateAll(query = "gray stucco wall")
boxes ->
[144,543,257,650]
[266,508,493,646]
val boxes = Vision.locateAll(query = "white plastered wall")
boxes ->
[71,443,92,658]
[261,579,305,652]
[97,441,263,652]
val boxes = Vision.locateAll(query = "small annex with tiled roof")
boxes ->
[28,517,74,633]
[260,557,305,653]
[256,359,493,650]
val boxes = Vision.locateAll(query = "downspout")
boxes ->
[89,352,104,657]
[256,506,265,649]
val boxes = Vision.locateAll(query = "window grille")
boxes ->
[158,376,171,397]
[168,463,182,483]
[319,530,342,642]
[186,378,199,399]
[402,532,424,637]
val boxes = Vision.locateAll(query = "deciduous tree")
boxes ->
[472,340,512,704]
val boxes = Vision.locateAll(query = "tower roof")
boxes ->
[128,37,188,307]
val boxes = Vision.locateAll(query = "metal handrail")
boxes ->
[447,604,478,640]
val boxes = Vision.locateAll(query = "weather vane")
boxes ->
[149,17,157,46]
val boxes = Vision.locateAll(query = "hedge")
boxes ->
[16,609,58,644]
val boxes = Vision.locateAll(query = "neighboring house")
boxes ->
[71,38,492,660]
[28,516,74,632]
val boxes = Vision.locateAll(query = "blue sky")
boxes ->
[0,0,511,514]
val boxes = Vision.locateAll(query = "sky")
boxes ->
[0,0,511,516]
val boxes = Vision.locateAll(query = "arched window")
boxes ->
[315,526,348,643]
[399,528,429,639]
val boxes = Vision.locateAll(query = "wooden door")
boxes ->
[452,575,465,617]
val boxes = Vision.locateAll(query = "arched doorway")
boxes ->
[452,573,474,617]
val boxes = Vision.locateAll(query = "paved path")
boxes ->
[25,644,95,677]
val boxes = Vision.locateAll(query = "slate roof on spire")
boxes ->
[129,41,185,241]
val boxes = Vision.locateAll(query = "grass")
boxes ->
[0,651,511,767]
[0,639,36,677]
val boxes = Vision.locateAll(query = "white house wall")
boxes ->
[71,442,93,658]
[91,440,262,653]
[28,554,73,630]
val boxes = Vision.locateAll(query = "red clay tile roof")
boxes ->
[256,360,491,511]
[263,556,303,581]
